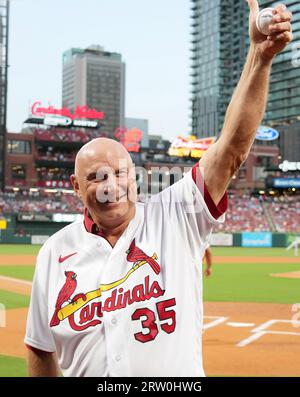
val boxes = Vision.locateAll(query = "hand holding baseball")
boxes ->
[247,0,293,60]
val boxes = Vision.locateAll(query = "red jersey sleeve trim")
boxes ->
[191,163,228,220]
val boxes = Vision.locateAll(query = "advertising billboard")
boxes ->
[242,232,272,247]
[168,136,216,158]
[273,178,300,188]
[256,126,279,141]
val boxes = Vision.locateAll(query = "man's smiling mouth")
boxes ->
[96,192,128,205]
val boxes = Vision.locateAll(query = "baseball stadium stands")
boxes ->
[0,190,299,233]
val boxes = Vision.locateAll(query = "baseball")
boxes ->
[256,7,274,35]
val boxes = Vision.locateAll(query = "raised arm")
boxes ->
[199,1,293,205]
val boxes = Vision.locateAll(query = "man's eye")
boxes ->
[117,170,128,177]
[87,172,109,182]
[87,173,96,181]
[99,173,109,180]
[87,173,102,182]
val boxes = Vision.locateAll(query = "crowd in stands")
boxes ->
[37,167,72,181]
[34,128,106,143]
[36,147,77,162]
[214,195,270,233]
[0,190,83,214]
[268,196,300,233]
[0,190,299,233]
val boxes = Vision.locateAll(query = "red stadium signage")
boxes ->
[31,102,105,120]
[114,127,143,153]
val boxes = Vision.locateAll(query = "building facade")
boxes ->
[125,117,149,148]
[277,121,300,161]
[260,0,300,127]
[190,0,248,138]
[62,45,126,136]
[0,1,9,190]
[190,0,300,138]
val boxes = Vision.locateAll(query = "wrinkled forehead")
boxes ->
[75,145,132,177]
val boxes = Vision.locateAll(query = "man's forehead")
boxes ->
[75,138,132,176]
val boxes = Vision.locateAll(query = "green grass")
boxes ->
[0,244,41,255]
[0,266,34,281]
[0,290,30,310]
[203,262,300,304]
[0,245,299,305]
[0,355,27,377]
[0,244,296,257]
[0,244,299,378]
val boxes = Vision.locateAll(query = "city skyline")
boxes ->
[7,0,190,141]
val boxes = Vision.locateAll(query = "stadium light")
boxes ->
[44,189,58,193]
[62,190,74,194]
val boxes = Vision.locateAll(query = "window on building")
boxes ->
[11,164,26,180]
[8,140,31,154]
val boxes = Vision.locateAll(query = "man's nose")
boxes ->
[96,175,118,202]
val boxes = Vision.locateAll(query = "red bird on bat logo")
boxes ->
[50,271,77,327]
[126,239,160,274]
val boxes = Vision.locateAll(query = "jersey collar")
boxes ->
[83,208,106,237]
[83,207,142,238]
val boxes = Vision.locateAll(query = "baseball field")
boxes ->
[0,244,299,377]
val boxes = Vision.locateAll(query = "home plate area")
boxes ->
[202,302,300,377]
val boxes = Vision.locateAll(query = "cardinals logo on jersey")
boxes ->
[50,271,77,327]
[50,239,163,331]
[126,239,160,275]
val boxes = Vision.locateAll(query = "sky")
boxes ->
[7,0,190,141]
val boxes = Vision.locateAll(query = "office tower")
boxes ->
[62,45,125,136]
[190,0,249,138]
[0,0,8,190]
[260,0,300,126]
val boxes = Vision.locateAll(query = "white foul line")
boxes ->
[237,319,300,347]
[227,322,255,328]
[0,275,32,286]
[203,316,228,330]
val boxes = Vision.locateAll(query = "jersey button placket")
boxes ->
[104,312,129,376]
[115,355,121,362]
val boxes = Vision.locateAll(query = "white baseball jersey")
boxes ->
[25,165,227,377]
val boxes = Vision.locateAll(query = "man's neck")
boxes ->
[90,206,136,247]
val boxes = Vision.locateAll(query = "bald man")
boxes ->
[25,1,292,377]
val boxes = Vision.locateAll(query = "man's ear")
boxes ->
[70,174,81,199]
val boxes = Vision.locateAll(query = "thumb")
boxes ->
[247,0,259,15]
